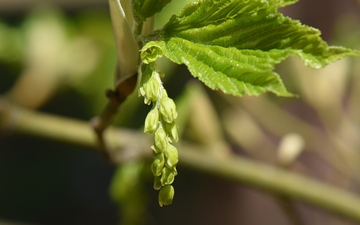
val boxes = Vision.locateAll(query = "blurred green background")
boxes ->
[0,0,360,225]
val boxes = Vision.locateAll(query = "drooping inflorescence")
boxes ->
[138,62,179,207]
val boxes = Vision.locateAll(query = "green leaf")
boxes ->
[277,0,299,7]
[142,40,293,96]
[133,0,173,21]
[141,0,360,97]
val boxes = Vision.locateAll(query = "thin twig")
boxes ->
[1,98,360,222]
[91,66,138,159]
[92,0,141,159]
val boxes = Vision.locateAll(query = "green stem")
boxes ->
[93,0,141,158]
[108,0,139,79]
[1,98,360,222]
[179,145,360,222]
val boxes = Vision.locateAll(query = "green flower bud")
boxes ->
[158,185,174,207]
[159,96,178,123]
[139,65,152,103]
[163,122,179,143]
[164,144,178,168]
[154,126,167,153]
[153,176,162,190]
[140,45,163,64]
[160,166,176,185]
[151,153,165,177]
[144,108,159,133]
[143,75,160,102]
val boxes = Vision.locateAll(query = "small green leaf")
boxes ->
[133,0,173,21]
[142,39,293,96]
[141,0,360,97]
[278,0,298,7]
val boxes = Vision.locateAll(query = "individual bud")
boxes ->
[154,126,167,153]
[159,96,178,123]
[160,166,176,185]
[139,65,152,97]
[140,45,163,64]
[144,75,160,102]
[158,185,175,207]
[163,122,179,143]
[151,153,165,177]
[153,176,162,190]
[144,108,159,133]
[164,144,178,168]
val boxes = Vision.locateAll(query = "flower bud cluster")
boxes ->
[139,63,179,207]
